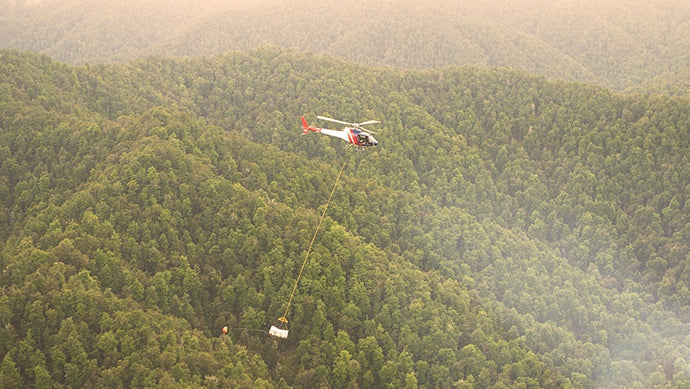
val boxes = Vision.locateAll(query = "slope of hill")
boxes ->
[1,48,690,388]
[1,0,689,95]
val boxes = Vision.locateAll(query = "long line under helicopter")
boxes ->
[268,158,347,338]
[222,115,378,339]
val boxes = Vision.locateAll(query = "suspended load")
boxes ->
[268,317,289,339]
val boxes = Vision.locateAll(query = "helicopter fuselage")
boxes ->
[323,128,378,146]
[301,116,378,147]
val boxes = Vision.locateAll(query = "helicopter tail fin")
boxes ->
[300,116,320,134]
[300,116,309,134]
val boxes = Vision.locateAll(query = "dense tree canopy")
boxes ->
[1,48,689,388]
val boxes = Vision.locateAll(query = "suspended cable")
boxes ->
[271,159,347,337]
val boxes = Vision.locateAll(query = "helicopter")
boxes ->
[301,116,379,146]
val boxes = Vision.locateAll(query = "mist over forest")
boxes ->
[2,0,690,94]
[1,1,690,388]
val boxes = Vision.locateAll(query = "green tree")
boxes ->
[0,354,22,389]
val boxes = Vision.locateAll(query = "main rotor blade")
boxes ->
[359,127,377,134]
[357,120,380,126]
[317,116,353,127]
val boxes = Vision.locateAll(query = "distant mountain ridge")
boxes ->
[1,0,689,95]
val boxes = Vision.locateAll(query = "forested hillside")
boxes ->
[1,48,690,388]
[2,0,689,96]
